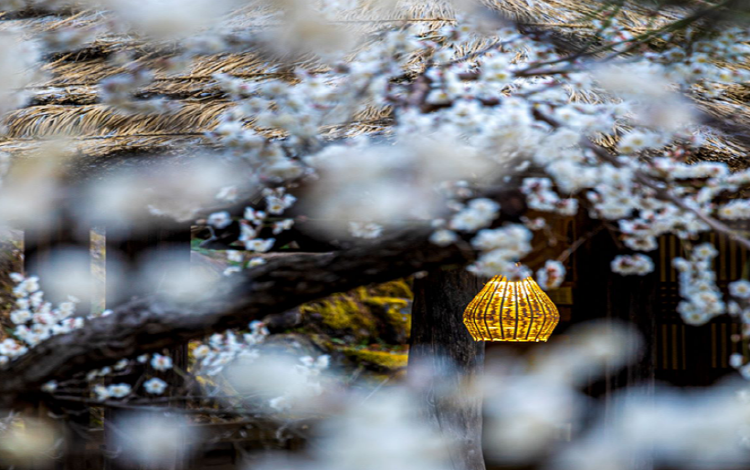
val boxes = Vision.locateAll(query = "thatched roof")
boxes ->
[1,0,749,183]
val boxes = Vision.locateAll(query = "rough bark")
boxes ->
[0,228,474,407]
[409,267,486,470]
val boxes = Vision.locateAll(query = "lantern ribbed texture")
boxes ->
[463,275,559,342]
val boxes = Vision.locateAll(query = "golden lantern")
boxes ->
[463,275,559,342]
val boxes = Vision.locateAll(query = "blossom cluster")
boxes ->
[646,26,750,96]
[521,178,578,216]
[727,278,750,348]
[152,8,750,300]
[208,187,296,255]
[611,254,655,276]
[0,273,85,366]
[673,243,725,325]
[77,352,174,400]
[192,320,270,376]
[536,260,566,290]
[9,0,750,432]
[223,251,266,276]
[268,354,331,412]
[93,383,132,400]
[467,224,533,279]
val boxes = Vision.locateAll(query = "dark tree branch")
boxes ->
[0,227,474,407]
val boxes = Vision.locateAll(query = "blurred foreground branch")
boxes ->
[0,227,473,408]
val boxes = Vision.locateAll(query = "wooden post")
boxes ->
[24,222,93,470]
[408,267,486,470]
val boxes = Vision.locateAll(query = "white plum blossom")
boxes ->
[247,257,267,267]
[300,355,331,372]
[272,219,294,235]
[450,199,500,232]
[471,225,532,252]
[194,321,270,376]
[617,131,659,155]
[1,274,86,358]
[151,354,173,371]
[522,178,579,215]
[144,378,168,395]
[94,385,110,401]
[10,309,31,324]
[223,266,241,276]
[729,280,750,299]
[243,208,266,224]
[227,251,244,263]
[717,200,750,220]
[611,254,655,276]
[193,345,210,359]
[673,244,725,325]
[468,225,533,277]
[244,238,275,253]
[265,191,296,215]
[107,383,132,399]
[537,260,567,290]
[207,211,232,229]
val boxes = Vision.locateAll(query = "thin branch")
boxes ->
[557,224,606,263]
[583,141,750,252]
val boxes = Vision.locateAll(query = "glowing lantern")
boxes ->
[463,275,559,342]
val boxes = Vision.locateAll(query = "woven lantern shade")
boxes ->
[463,275,559,342]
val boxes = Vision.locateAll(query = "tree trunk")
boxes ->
[409,267,486,470]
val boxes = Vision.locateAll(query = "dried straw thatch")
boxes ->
[1,0,749,179]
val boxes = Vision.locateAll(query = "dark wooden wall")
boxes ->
[654,232,748,386]
[22,217,192,470]
[567,223,748,392]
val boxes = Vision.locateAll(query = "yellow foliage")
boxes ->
[369,279,412,299]
[300,292,376,332]
[341,348,409,371]
[298,279,412,339]
[365,296,411,333]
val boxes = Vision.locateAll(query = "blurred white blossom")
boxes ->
[111,414,199,468]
